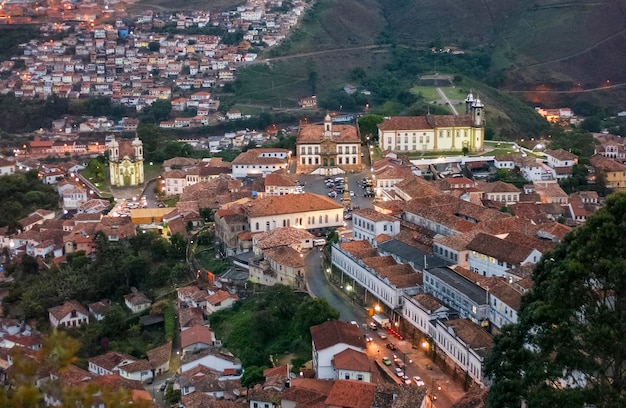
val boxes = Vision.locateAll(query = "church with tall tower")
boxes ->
[296,114,362,175]
[377,92,485,154]
[107,135,145,187]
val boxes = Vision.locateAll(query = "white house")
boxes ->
[351,208,400,244]
[543,148,578,180]
[0,158,15,176]
[246,193,344,234]
[466,232,543,281]
[432,318,492,386]
[180,348,243,378]
[62,185,88,210]
[310,320,365,379]
[117,359,154,383]
[124,292,151,314]
[48,300,90,329]
[332,348,372,382]
[231,148,289,178]
[487,279,522,330]
[402,293,449,339]
[88,351,137,376]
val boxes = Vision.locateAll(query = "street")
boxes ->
[301,171,466,408]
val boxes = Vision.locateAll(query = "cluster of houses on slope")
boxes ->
[1,0,309,113]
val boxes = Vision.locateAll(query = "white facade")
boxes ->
[432,319,489,385]
[298,142,361,168]
[331,244,415,310]
[232,162,288,178]
[180,352,242,377]
[522,160,554,181]
[249,209,343,233]
[313,342,363,380]
[402,295,449,339]
[468,248,541,281]
[336,367,371,382]
[62,186,88,210]
[352,211,400,244]
[489,292,519,330]
[49,308,90,329]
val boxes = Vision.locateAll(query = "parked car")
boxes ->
[365,335,373,342]
[402,375,411,385]
[159,383,167,392]
[382,357,392,366]
[396,361,406,369]
[413,376,425,387]
[343,213,352,220]
[349,190,355,197]
[386,343,396,350]
[328,191,337,198]
[378,331,388,340]
[368,322,378,330]
[395,368,405,377]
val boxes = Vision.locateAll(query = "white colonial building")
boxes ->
[378,93,484,153]
[246,193,343,234]
[231,148,289,178]
[310,320,365,380]
[352,208,400,244]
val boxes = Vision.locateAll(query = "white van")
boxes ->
[313,238,326,246]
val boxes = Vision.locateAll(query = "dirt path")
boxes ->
[436,87,459,115]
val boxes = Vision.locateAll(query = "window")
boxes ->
[255,222,259,230]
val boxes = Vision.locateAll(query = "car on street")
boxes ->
[396,361,406,369]
[349,190,355,197]
[395,368,405,377]
[402,375,411,384]
[343,213,352,220]
[382,357,392,366]
[378,331,387,340]
[365,335,373,342]
[386,343,397,350]
[413,376,425,387]
[159,383,167,392]
[368,322,378,330]
[328,191,337,198]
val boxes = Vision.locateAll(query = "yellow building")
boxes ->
[108,136,144,187]
[377,93,484,153]
[590,154,626,191]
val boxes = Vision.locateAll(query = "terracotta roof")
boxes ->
[324,379,376,408]
[545,148,578,162]
[244,192,343,217]
[297,123,360,143]
[254,227,315,250]
[378,114,473,131]
[95,216,136,239]
[466,232,536,265]
[181,324,214,349]
[264,172,296,187]
[263,246,305,268]
[48,300,88,321]
[488,279,522,311]
[310,320,365,351]
[590,154,626,172]
[88,299,111,316]
[88,351,136,372]
[124,292,151,306]
[179,307,205,328]
[477,180,521,194]
[147,341,171,368]
[178,285,208,303]
[119,359,152,373]
[443,319,493,357]
[338,240,379,260]
[206,290,238,306]
[57,365,92,385]
[231,148,288,165]
[263,364,290,378]
[412,293,445,312]
[353,208,398,223]
[332,348,370,372]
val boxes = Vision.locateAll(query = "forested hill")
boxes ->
[381,0,626,92]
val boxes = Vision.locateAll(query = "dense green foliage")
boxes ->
[0,170,58,229]
[546,125,596,159]
[3,231,189,325]
[485,192,626,408]
[209,285,339,368]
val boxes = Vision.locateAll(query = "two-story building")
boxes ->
[351,208,400,244]
[296,114,362,175]
[231,148,289,178]
[310,320,365,379]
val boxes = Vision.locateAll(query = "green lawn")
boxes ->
[195,246,230,274]
[410,86,440,101]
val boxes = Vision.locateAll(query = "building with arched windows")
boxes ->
[296,114,362,175]
[377,93,485,153]
[107,136,145,187]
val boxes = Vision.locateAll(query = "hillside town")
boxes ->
[0,0,623,406]
[0,87,624,407]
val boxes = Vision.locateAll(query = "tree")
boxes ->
[293,298,339,341]
[485,192,626,408]
[241,365,266,388]
[357,114,384,143]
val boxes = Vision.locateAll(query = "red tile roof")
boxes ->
[310,320,365,351]
[324,380,376,408]
[181,324,214,349]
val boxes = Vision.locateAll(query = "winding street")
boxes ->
[304,249,367,323]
